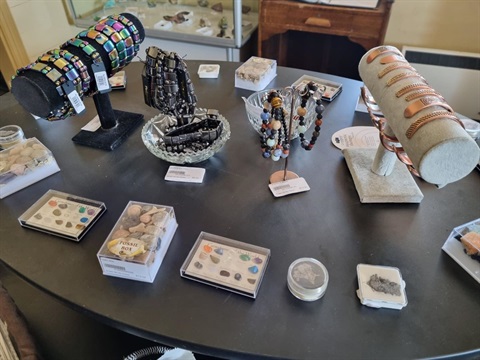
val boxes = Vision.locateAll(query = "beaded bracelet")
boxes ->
[297,82,325,151]
[47,49,91,95]
[38,54,83,97]
[101,14,141,50]
[77,29,120,71]
[63,38,102,63]
[259,91,289,160]
[16,62,75,121]
[142,46,197,124]
[63,38,110,94]
[95,20,136,67]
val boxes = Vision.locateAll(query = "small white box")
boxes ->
[197,64,220,78]
[0,137,60,199]
[356,263,408,310]
[235,56,277,91]
[97,201,178,283]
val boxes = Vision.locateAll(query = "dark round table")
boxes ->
[0,61,479,359]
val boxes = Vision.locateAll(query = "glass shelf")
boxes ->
[67,0,258,49]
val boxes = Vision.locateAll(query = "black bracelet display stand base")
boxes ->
[72,110,144,151]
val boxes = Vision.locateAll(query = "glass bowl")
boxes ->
[141,108,231,164]
[243,88,318,139]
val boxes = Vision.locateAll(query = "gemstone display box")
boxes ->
[18,190,106,241]
[0,138,60,199]
[181,232,270,298]
[97,201,178,283]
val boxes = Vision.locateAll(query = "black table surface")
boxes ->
[1,61,479,360]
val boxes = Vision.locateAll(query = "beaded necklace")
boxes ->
[298,82,325,151]
[260,82,325,159]
[260,91,289,161]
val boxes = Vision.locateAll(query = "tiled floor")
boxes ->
[0,263,221,360]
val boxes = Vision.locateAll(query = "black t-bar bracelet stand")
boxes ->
[71,92,143,150]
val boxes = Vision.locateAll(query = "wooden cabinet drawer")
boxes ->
[260,0,386,39]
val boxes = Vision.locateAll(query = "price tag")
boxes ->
[81,115,101,132]
[92,62,111,93]
[62,81,85,114]
[165,166,206,183]
[269,177,310,197]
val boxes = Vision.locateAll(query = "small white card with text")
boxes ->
[165,166,205,183]
[269,177,310,197]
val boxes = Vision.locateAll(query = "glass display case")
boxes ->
[67,0,258,50]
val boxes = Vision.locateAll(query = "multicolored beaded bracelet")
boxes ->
[260,91,289,161]
[94,20,136,68]
[38,54,83,97]
[77,28,120,71]
[63,38,103,64]
[102,14,141,50]
[62,38,110,94]
[47,49,92,95]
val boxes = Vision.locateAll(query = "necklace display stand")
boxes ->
[71,92,143,150]
[269,87,299,184]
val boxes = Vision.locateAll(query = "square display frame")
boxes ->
[18,189,106,242]
[181,232,270,299]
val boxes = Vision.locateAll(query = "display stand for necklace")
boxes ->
[71,92,143,150]
[344,46,479,203]
[269,86,299,184]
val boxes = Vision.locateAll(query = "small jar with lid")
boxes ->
[287,257,329,301]
[0,125,25,150]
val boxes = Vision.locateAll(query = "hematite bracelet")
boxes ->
[77,29,120,71]
[48,49,91,95]
[102,14,141,51]
[63,38,102,64]
[163,118,223,146]
[95,19,136,67]
[142,46,197,125]
[38,54,83,97]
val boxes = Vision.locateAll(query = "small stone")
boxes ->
[248,266,259,274]
[58,203,68,209]
[220,270,230,277]
[53,209,62,216]
[253,257,263,264]
[247,278,256,284]
[234,273,242,281]
[210,255,220,264]
[240,254,250,261]
[55,220,63,225]
[127,204,142,217]
[194,261,203,269]
[214,248,223,255]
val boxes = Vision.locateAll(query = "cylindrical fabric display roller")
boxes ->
[358,46,479,187]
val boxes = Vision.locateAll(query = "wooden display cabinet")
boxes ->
[258,0,394,79]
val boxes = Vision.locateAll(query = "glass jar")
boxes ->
[0,125,26,150]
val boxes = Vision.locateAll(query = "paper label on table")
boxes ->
[331,126,380,150]
[269,177,310,197]
[165,166,205,183]
[81,115,101,132]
